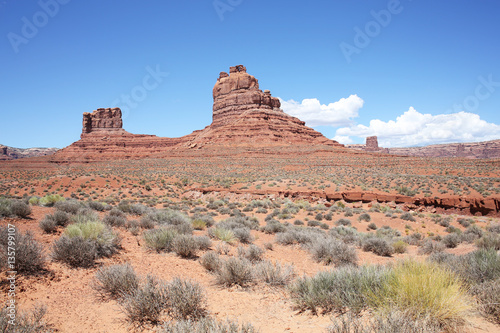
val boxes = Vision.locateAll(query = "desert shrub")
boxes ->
[39,215,57,234]
[447,249,500,285]
[376,226,401,238]
[120,275,169,328]
[0,304,51,333]
[446,226,461,234]
[307,220,320,227]
[255,260,295,286]
[103,214,127,228]
[344,208,354,217]
[165,278,207,320]
[52,210,70,226]
[262,220,287,234]
[93,263,140,299]
[400,212,416,222]
[215,257,254,287]
[88,201,106,211]
[199,251,222,272]
[195,236,212,250]
[402,232,423,246]
[293,219,304,225]
[142,209,190,226]
[463,224,483,239]
[158,317,258,333]
[209,227,236,244]
[52,236,97,268]
[54,199,81,213]
[438,217,451,228]
[442,233,462,248]
[289,265,389,315]
[392,240,408,254]
[64,221,119,256]
[327,310,440,333]
[470,278,500,324]
[367,222,377,230]
[309,237,357,267]
[172,235,199,258]
[71,208,100,224]
[370,259,474,331]
[0,227,45,274]
[232,228,253,244]
[476,232,500,250]
[39,194,65,207]
[329,226,360,245]
[237,245,264,262]
[0,198,12,217]
[358,213,371,222]
[487,223,500,234]
[140,217,156,229]
[418,239,445,255]
[129,203,148,216]
[362,238,394,257]
[335,218,351,226]
[457,218,474,228]
[28,196,40,206]
[10,201,31,218]
[143,228,178,252]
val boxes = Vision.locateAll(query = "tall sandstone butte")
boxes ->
[50,65,344,162]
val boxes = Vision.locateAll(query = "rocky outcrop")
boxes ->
[82,108,127,138]
[347,136,500,159]
[50,65,344,162]
[0,144,58,160]
[212,65,281,126]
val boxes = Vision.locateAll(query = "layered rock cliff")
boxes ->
[50,65,343,162]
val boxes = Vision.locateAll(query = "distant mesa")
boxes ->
[49,65,344,162]
[346,136,500,159]
[0,144,58,160]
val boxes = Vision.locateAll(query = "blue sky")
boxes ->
[1,0,499,148]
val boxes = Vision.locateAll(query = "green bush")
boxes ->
[39,194,65,207]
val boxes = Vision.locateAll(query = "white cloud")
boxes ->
[335,107,500,147]
[280,94,364,127]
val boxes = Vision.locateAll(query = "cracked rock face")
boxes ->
[82,108,125,137]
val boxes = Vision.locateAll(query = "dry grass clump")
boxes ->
[371,260,474,331]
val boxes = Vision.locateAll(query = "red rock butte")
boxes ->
[50,65,344,162]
